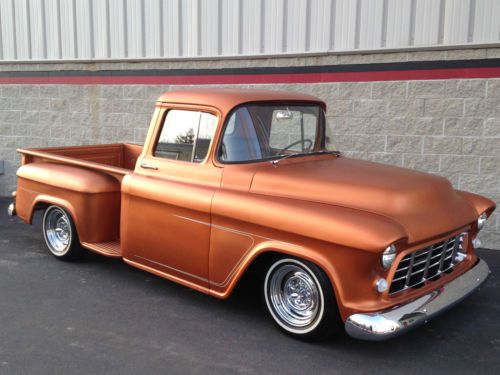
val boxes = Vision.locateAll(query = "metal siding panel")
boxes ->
[184,0,200,56]
[28,0,45,59]
[443,0,470,44]
[358,0,384,49]
[385,0,412,48]
[414,0,440,45]
[1,0,16,59]
[334,0,357,51]
[60,0,77,59]
[473,0,500,43]
[200,0,219,56]
[263,0,284,53]
[14,0,31,59]
[109,0,126,58]
[2,0,500,62]
[127,0,143,58]
[75,0,92,58]
[93,0,109,59]
[44,0,61,59]
[285,0,307,52]
[164,0,181,57]
[241,0,261,55]
[144,0,161,57]
[221,0,239,55]
[309,0,332,52]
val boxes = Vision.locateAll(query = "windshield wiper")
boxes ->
[271,150,341,166]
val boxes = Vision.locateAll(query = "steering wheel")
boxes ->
[278,139,313,154]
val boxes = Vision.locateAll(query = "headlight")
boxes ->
[477,213,488,230]
[381,245,396,270]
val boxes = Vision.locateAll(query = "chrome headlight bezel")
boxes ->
[477,212,488,230]
[381,244,396,270]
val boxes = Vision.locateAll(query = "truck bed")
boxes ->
[17,143,142,178]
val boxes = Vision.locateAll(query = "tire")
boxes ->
[263,257,340,340]
[42,205,86,261]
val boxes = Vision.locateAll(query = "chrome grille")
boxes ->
[389,234,466,295]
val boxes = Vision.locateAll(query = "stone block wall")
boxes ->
[0,48,499,248]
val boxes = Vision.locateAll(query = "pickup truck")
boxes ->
[8,89,495,341]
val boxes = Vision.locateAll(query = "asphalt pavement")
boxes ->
[0,197,499,375]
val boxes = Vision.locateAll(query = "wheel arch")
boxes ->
[209,243,344,314]
[28,195,79,228]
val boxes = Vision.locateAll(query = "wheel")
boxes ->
[263,257,340,340]
[42,205,86,261]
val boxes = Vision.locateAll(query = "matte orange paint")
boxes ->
[14,89,496,322]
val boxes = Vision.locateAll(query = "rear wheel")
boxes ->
[263,257,340,340]
[43,205,86,261]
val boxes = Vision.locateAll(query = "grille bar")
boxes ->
[389,234,466,295]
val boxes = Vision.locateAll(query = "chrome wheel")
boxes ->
[265,259,324,334]
[43,206,72,256]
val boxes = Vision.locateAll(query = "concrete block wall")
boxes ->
[0,48,499,248]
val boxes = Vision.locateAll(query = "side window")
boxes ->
[154,109,217,163]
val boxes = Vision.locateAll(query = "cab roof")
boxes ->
[157,89,325,114]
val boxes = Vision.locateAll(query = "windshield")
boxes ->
[218,104,336,163]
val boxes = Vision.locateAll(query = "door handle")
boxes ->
[140,162,158,170]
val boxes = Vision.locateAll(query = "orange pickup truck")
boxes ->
[8,89,495,341]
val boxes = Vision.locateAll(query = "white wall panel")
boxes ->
[164,0,181,56]
[220,0,239,56]
[443,0,471,44]
[0,0,499,62]
[199,0,218,56]
[14,0,30,59]
[241,0,262,55]
[28,0,45,59]
[74,0,92,59]
[263,0,285,54]
[358,0,384,49]
[94,0,110,59]
[126,0,144,58]
[286,0,308,52]
[60,0,77,59]
[334,0,357,51]
[385,0,412,48]
[144,0,162,57]
[181,0,200,56]
[1,0,17,59]
[309,0,332,52]
[413,0,441,46]
[473,0,500,44]
[109,0,126,59]
[44,0,61,59]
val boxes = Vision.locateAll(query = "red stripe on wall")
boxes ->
[0,67,499,85]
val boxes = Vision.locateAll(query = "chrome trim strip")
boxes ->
[345,259,490,341]
[133,254,210,283]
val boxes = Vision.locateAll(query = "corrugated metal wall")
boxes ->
[0,0,499,62]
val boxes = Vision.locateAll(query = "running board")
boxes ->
[81,240,121,258]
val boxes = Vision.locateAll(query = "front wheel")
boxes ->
[43,205,86,261]
[264,257,340,340]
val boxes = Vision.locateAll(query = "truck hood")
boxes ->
[250,157,478,243]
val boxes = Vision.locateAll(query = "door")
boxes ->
[122,107,222,289]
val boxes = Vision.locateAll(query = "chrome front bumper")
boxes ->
[345,259,490,341]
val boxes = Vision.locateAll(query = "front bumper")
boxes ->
[345,259,490,341]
